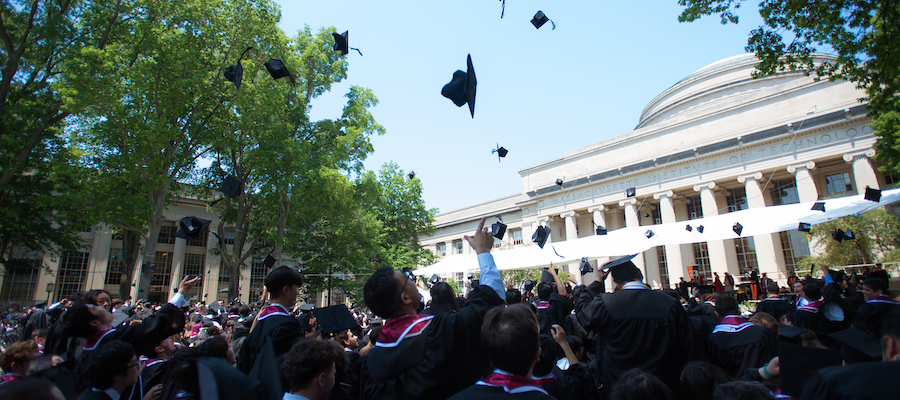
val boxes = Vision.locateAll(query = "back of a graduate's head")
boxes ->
[882,309,900,361]
[481,304,539,377]
[0,340,38,372]
[82,340,135,390]
[537,282,553,301]
[533,334,559,377]
[197,335,229,360]
[428,281,459,315]
[238,304,251,317]
[766,282,779,295]
[714,295,738,317]
[679,361,731,400]
[609,368,674,400]
[265,266,303,298]
[61,304,100,338]
[505,288,522,305]
[0,378,65,400]
[803,283,821,301]
[749,312,778,336]
[283,339,341,392]
[712,381,773,400]
[364,266,402,318]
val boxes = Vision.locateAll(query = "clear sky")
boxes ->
[272,0,767,214]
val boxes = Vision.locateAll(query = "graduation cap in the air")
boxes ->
[298,303,314,312]
[313,304,360,334]
[625,187,636,197]
[491,217,507,240]
[441,54,477,118]
[263,254,277,269]
[594,223,607,236]
[540,268,559,284]
[830,327,882,363]
[579,257,593,275]
[224,47,253,90]
[798,222,811,232]
[864,186,882,202]
[408,171,416,179]
[685,224,693,232]
[555,178,564,187]
[176,217,212,240]
[811,202,826,212]
[601,254,640,283]
[842,230,855,240]
[697,225,705,233]
[492,144,508,162]
[831,229,846,242]
[778,343,842,397]
[221,176,243,199]
[532,226,551,248]
[332,30,362,56]
[429,274,441,286]
[645,230,654,239]
[523,279,536,293]
[531,11,556,30]
[732,222,743,236]
[263,58,296,86]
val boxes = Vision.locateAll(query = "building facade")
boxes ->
[420,54,897,290]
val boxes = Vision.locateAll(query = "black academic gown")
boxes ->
[755,297,795,321]
[851,297,900,337]
[359,284,505,400]
[707,321,777,378]
[575,282,699,393]
[538,293,573,334]
[80,303,186,359]
[235,310,304,374]
[801,361,900,400]
[794,302,841,348]
[21,308,53,341]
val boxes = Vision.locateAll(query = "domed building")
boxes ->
[419,53,891,291]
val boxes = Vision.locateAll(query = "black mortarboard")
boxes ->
[864,186,881,202]
[811,202,826,212]
[440,54,477,118]
[523,279,536,292]
[408,171,415,179]
[176,217,212,240]
[831,229,845,242]
[223,47,253,90]
[429,274,441,285]
[491,220,507,240]
[625,187,636,197]
[595,225,607,235]
[332,30,362,56]
[298,303,314,312]
[540,268,559,284]
[263,59,291,80]
[221,176,242,199]
[579,257,593,275]
[686,224,693,232]
[732,222,743,236]
[555,179,564,187]
[492,144,508,162]
[843,230,855,240]
[263,254,277,269]
[33,300,47,308]
[645,230,654,239]
[830,327,882,362]
[777,324,808,340]
[196,357,265,400]
[601,255,640,283]
[530,11,555,30]
[313,304,360,334]
[532,226,550,248]
[778,343,842,397]
[697,225,705,233]
[798,222,811,232]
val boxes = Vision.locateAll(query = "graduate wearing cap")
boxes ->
[359,217,507,400]
[535,264,573,334]
[574,255,699,394]
[707,295,777,378]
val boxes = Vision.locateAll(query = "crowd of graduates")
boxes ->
[1,216,899,400]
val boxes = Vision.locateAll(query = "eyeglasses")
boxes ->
[400,270,415,293]
[126,362,141,371]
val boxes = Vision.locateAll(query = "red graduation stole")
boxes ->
[377,314,434,347]
[84,328,115,350]
[478,370,548,394]
[257,303,290,320]
[798,300,824,313]
[536,301,550,309]
[867,294,899,304]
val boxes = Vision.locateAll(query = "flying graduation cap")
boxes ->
[811,202,826,212]
[441,54,477,118]
[594,222,607,235]
[532,226,551,248]
[175,217,212,240]
[686,224,693,232]
[264,58,296,86]
[408,171,416,179]
[221,176,243,199]
[555,179,564,187]
[492,144,508,162]
[864,186,882,202]
[831,229,846,242]
[491,217,507,240]
[332,30,363,56]
[224,47,253,90]
[732,222,744,236]
[263,254,277,269]
[625,187,636,197]
[579,257,593,275]
[531,11,556,30]
[798,222,811,232]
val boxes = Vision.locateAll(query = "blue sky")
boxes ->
[272,0,767,214]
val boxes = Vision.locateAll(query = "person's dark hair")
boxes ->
[506,288,522,305]
[864,277,887,294]
[197,336,229,360]
[766,282,779,295]
[364,266,401,318]
[82,340,135,389]
[0,340,37,371]
[566,335,583,356]
[0,378,64,400]
[78,290,111,310]
[265,266,304,298]
[712,381,774,400]
[679,361,731,400]
[62,304,100,338]
[283,339,340,392]
[609,368,674,400]
[803,283,822,301]
[662,289,681,301]
[335,329,352,347]
[481,303,539,376]
[369,326,382,345]
[428,282,460,315]
[537,281,553,301]
[533,334,559,377]
[714,295,738,316]
[238,304,251,317]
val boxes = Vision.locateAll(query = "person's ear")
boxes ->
[317,372,327,388]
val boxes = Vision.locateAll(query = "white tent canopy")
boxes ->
[413,188,900,276]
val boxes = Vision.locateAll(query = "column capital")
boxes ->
[559,211,576,219]
[619,198,637,207]
[588,204,606,213]
[737,172,763,184]
[786,160,817,174]
[537,216,549,225]
[652,190,674,200]
[843,148,876,163]
[693,181,716,192]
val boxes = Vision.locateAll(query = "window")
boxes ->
[223,229,235,245]
[218,260,231,295]
[436,243,446,257]
[652,208,662,225]
[186,230,208,247]
[493,236,501,249]
[512,229,523,245]
[455,272,465,293]
[453,240,463,255]
[182,254,205,300]
[884,172,900,187]
[770,179,799,205]
[692,243,711,279]
[687,196,703,220]
[105,249,124,285]
[56,251,90,300]
[734,237,759,275]
[1,258,41,303]
[656,247,669,288]
[158,222,177,244]
[150,251,173,287]
[249,258,269,299]
[825,172,853,195]
[330,288,347,306]
[779,230,809,276]
[726,188,748,212]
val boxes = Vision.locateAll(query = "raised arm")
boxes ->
[548,263,567,296]
[464,217,506,301]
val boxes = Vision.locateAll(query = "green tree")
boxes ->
[370,162,438,270]
[798,209,900,274]
[677,1,900,173]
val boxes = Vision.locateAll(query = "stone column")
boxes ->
[589,205,606,231]
[843,149,880,191]
[561,211,581,284]
[693,182,731,277]
[170,238,187,292]
[618,198,647,281]
[786,161,819,202]
[88,229,113,290]
[654,190,684,288]
[737,172,785,282]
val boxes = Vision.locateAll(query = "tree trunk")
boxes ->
[118,230,142,300]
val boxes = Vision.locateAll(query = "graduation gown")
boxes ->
[537,293,573,334]
[707,316,777,378]
[447,371,556,400]
[359,284,505,400]
[235,303,304,374]
[801,361,900,400]
[755,296,795,321]
[851,295,900,336]
[575,281,699,393]
[794,301,841,348]
[81,303,186,359]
